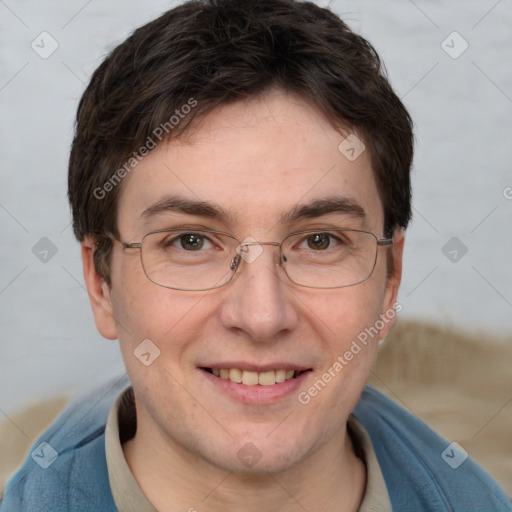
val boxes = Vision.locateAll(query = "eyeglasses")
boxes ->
[107,228,393,291]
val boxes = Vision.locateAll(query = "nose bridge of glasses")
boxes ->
[238,241,281,248]
[234,240,284,268]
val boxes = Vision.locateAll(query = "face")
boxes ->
[85,89,403,474]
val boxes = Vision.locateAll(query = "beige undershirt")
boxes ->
[105,387,392,512]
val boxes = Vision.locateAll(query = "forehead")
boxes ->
[116,90,384,236]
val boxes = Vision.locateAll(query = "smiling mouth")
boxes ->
[202,368,311,386]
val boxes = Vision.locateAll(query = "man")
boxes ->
[1,0,510,510]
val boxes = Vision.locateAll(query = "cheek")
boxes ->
[305,281,386,344]
[109,248,216,368]
[300,282,385,387]
[111,285,216,421]
[290,286,385,437]
[113,286,211,345]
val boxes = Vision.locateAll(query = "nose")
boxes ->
[219,242,299,342]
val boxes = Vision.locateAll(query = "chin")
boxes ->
[215,448,305,476]
[193,428,314,476]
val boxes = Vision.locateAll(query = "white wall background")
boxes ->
[1,0,511,417]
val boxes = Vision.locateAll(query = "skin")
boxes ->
[82,88,404,512]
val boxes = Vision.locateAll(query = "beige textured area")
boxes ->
[1,319,510,498]
[370,319,512,497]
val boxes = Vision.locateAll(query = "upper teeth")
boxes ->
[212,368,296,386]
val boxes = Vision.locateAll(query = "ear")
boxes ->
[378,227,405,341]
[81,236,118,340]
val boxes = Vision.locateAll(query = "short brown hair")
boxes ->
[68,0,413,284]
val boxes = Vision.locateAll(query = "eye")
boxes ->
[180,233,206,251]
[301,233,342,251]
[165,232,214,251]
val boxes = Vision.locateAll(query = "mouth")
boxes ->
[199,363,313,405]
[201,367,311,386]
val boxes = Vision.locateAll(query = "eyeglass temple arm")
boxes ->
[120,241,142,250]
[104,233,142,250]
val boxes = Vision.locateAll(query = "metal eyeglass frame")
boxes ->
[106,228,394,291]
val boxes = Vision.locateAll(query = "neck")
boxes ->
[122,417,366,512]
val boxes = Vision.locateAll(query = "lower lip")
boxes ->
[200,369,312,404]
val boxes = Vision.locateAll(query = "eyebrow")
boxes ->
[140,195,366,226]
[280,197,366,224]
[141,195,234,225]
